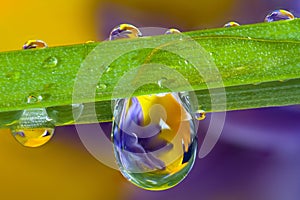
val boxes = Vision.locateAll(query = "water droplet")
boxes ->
[109,24,142,40]
[27,95,43,104]
[23,40,48,49]
[112,92,197,190]
[97,84,107,90]
[157,77,167,88]
[265,9,294,22]
[5,71,20,81]
[165,28,181,34]
[224,21,240,28]
[43,57,58,68]
[195,110,206,120]
[11,107,55,147]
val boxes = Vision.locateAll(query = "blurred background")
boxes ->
[0,0,300,199]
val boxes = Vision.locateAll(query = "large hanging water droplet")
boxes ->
[109,24,142,40]
[224,21,240,28]
[11,96,55,147]
[265,9,294,22]
[23,40,48,49]
[112,92,198,190]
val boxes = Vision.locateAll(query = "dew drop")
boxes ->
[109,24,142,40]
[11,108,54,148]
[97,83,107,90]
[164,28,181,34]
[265,9,294,22]
[112,92,198,190]
[195,110,206,120]
[11,96,55,147]
[27,95,43,104]
[224,21,240,28]
[12,126,54,148]
[42,57,58,68]
[23,40,48,49]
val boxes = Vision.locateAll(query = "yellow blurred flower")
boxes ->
[0,0,99,51]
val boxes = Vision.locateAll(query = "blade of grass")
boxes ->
[0,19,299,127]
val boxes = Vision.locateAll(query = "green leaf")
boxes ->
[0,19,299,127]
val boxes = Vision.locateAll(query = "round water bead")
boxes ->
[23,40,48,49]
[165,28,181,34]
[224,21,240,28]
[109,24,142,40]
[265,9,294,22]
[112,93,198,190]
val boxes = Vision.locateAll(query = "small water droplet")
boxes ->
[27,95,43,104]
[109,24,142,40]
[11,107,55,147]
[224,21,240,28]
[23,40,48,49]
[112,92,197,190]
[195,110,206,120]
[157,77,168,88]
[43,57,58,68]
[5,71,20,81]
[97,84,107,90]
[265,9,294,22]
[164,28,181,34]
